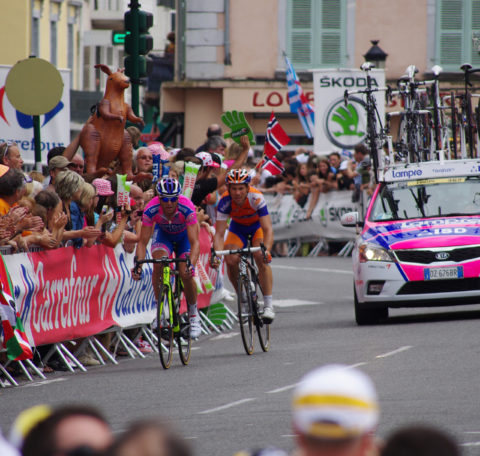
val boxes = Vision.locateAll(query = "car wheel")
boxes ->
[354,285,388,325]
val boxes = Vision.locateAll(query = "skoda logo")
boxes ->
[435,252,450,260]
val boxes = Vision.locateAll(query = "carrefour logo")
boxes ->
[0,85,64,128]
[392,169,423,179]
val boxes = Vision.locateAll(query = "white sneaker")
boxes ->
[189,314,202,339]
[262,306,275,323]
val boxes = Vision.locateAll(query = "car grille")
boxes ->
[394,246,480,264]
[397,277,480,294]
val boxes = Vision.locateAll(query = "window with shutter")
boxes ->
[436,0,480,70]
[286,0,346,69]
[471,0,480,65]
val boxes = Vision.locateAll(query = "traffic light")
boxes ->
[124,6,153,80]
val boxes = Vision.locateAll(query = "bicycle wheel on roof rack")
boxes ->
[451,92,458,159]
[237,275,254,355]
[157,282,173,369]
[174,277,191,365]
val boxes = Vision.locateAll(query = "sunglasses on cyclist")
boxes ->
[160,196,178,203]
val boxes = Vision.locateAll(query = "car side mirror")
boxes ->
[340,211,364,228]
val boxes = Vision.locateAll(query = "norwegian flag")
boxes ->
[258,113,290,176]
[261,155,285,176]
[285,56,315,138]
[264,112,291,158]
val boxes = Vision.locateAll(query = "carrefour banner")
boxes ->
[267,191,359,241]
[311,68,385,155]
[4,230,218,347]
[0,65,70,165]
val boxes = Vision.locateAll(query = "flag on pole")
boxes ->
[264,112,291,158]
[285,56,315,138]
[0,255,32,361]
[258,112,290,176]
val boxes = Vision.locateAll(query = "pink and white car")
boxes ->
[342,160,480,324]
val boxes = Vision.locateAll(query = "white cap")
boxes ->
[339,160,349,171]
[292,365,379,440]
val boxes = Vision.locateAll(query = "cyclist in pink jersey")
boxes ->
[132,177,201,338]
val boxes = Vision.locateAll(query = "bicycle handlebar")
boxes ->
[213,246,262,256]
[133,255,192,276]
[135,256,191,265]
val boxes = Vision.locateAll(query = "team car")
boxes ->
[342,159,480,325]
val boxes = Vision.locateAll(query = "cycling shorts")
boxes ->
[151,225,190,258]
[225,219,263,249]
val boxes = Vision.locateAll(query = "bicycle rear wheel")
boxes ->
[157,284,173,369]
[174,279,191,365]
[237,275,254,355]
[253,276,270,352]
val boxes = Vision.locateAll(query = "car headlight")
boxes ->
[358,243,394,263]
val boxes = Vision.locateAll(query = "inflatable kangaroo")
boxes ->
[79,64,149,182]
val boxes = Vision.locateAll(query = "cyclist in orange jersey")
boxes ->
[212,168,275,322]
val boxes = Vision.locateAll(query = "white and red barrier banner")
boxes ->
[266,191,361,241]
[4,228,218,346]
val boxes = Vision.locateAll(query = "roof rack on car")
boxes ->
[347,62,480,184]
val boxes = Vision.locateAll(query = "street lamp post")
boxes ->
[363,40,388,69]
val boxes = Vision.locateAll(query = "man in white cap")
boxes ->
[291,364,379,456]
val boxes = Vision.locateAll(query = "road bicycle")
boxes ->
[134,256,192,369]
[456,64,480,158]
[211,243,270,355]
[388,65,434,163]
[344,62,389,181]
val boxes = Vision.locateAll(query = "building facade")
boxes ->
[162,0,480,151]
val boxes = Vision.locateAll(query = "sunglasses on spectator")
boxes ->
[0,140,14,160]
[160,196,178,203]
[55,445,99,456]
[68,163,84,170]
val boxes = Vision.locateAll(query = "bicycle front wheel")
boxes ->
[237,275,254,355]
[175,279,191,365]
[157,284,173,369]
[253,278,270,352]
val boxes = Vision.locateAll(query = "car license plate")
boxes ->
[424,266,463,280]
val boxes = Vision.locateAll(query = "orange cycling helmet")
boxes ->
[225,168,251,185]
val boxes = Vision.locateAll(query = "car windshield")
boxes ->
[370,177,480,221]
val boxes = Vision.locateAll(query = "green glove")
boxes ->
[221,110,256,145]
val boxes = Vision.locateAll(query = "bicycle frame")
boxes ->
[134,256,191,368]
[213,245,270,354]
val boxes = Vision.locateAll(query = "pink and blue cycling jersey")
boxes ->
[142,195,197,235]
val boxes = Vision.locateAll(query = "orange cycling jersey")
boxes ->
[216,187,269,225]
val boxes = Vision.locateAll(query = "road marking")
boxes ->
[211,332,239,341]
[198,398,255,415]
[376,346,412,359]
[273,299,320,308]
[22,378,67,388]
[280,434,296,438]
[349,362,367,368]
[461,442,480,447]
[266,383,298,394]
[272,265,352,275]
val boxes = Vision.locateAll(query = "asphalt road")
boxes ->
[2,256,480,456]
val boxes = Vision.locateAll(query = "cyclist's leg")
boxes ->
[175,232,201,338]
[223,222,247,293]
[151,227,173,302]
[252,226,274,322]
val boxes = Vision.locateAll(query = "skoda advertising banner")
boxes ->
[311,68,385,155]
[0,65,70,165]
